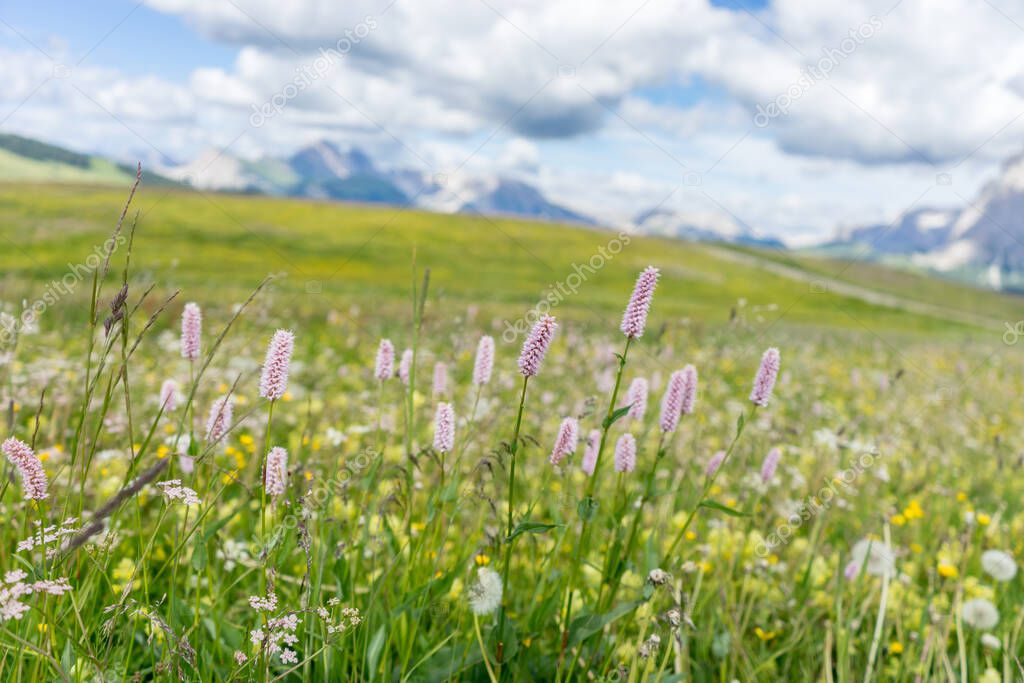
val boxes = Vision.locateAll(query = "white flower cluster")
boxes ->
[250,612,301,664]
[156,480,201,506]
[0,570,72,622]
[17,517,79,556]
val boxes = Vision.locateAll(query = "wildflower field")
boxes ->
[0,177,1022,682]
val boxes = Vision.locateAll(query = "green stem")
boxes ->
[557,336,632,682]
[663,406,754,563]
[496,375,530,674]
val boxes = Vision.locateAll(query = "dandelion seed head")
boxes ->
[847,538,895,578]
[962,598,999,630]
[981,549,1017,581]
[468,567,503,616]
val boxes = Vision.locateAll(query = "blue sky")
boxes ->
[0,0,235,79]
[1,0,1021,244]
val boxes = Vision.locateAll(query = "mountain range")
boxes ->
[820,152,1024,290]
[4,130,1024,290]
[154,139,596,226]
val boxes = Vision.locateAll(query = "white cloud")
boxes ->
[2,0,1023,240]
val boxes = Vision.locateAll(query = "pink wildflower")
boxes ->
[375,339,394,381]
[549,417,579,466]
[159,379,179,412]
[614,433,637,473]
[761,447,782,484]
[620,266,659,338]
[659,370,685,433]
[706,450,726,477]
[626,377,648,421]
[473,335,495,385]
[750,347,780,407]
[433,402,455,453]
[180,302,201,360]
[259,329,295,400]
[581,429,600,476]
[264,447,288,497]
[518,315,557,377]
[2,437,47,501]
[205,396,233,443]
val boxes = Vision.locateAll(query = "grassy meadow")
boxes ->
[0,178,1020,681]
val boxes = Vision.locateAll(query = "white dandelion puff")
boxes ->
[467,567,503,616]
[981,549,1017,582]
[961,598,999,630]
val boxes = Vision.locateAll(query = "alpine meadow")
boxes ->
[0,173,1020,681]
[4,1,1024,679]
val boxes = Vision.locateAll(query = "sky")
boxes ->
[2,0,1024,244]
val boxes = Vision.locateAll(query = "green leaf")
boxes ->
[699,499,749,517]
[366,625,386,677]
[191,536,207,571]
[603,404,632,429]
[577,496,598,521]
[506,521,560,542]
[736,411,746,434]
[568,600,644,648]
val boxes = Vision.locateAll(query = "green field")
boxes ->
[0,182,1014,339]
[0,180,1022,681]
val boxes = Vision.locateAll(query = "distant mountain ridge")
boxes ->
[156,139,596,225]
[632,206,785,248]
[823,151,1024,290]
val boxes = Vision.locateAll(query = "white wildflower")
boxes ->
[961,598,999,630]
[980,549,1017,582]
[848,538,895,577]
[468,567,502,616]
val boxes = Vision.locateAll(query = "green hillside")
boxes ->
[0,182,1012,337]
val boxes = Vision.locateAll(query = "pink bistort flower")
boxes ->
[259,330,295,400]
[620,267,659,339]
